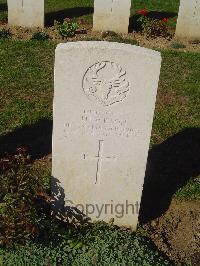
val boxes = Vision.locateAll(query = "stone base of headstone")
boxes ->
[8,0,44,28]
[175,0,200,40]
[93,0,131,34]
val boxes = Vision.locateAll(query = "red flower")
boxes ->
[137,9,148,16]
[162,17,169,23]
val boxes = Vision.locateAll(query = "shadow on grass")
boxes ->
[140,127,200,223]
[129,11,177,32]
[0,3,7,12]
[45,7,94,26]
[0,119,52,160]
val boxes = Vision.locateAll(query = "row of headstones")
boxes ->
[6,0,200,40]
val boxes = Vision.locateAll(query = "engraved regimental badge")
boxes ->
[82,61,130,106]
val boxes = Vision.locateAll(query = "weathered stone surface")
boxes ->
[176,0,200,40]
[8,0,44,28]
[93,0,131,33]
[52,41,161,230]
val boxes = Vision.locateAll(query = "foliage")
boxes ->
[0,28,11,39]
[31,32,50,41]
[170,42,186,49]
[0,222,172,266]
[166,18,177,31]
[55,18,79,38]
[0,148,50,246]
[138,15,169,38]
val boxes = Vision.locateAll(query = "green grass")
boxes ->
[0,40,55,134]
[153,50,200,142]
[175,176,200,200]
[0,222,172,266]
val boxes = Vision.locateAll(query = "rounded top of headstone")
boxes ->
[56,41,161,60]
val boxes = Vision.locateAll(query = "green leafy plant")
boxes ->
[0,28,11,39]
[0,148,50,246]
[136,9,170,38]
[170,42,186,49]
[31,31,50,41]
[138,16,169,38]
[55,18,79,39]
[167,17,177,31]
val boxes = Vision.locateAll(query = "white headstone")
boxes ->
[93,0,131,33]
[52,41,161,230]
[8,0,44,28]
[176,0,200,40]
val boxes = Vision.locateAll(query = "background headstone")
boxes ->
[52,41,161,230]
[176,0,200,40]
[8,0,44,28]
[93,0,131,33]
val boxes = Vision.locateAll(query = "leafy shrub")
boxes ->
[55,18,79,39]
[31,31,50,41]
[170,42,186,49]
[0,28,11,39]
[136,9,170,38]
[0,148,50,246]
[138,16,169,38]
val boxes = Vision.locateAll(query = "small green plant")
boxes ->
[31,31,50,41]
[55,18,79,39]
[0,148,50,246]
[138,16,169,38]
[170,42,186,49]
[167,17,177,31]
[136,9,170,38]
[0,28,11,39]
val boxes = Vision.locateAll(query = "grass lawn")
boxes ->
[0,0,199,265]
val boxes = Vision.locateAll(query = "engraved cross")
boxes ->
[83,140,115,184]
